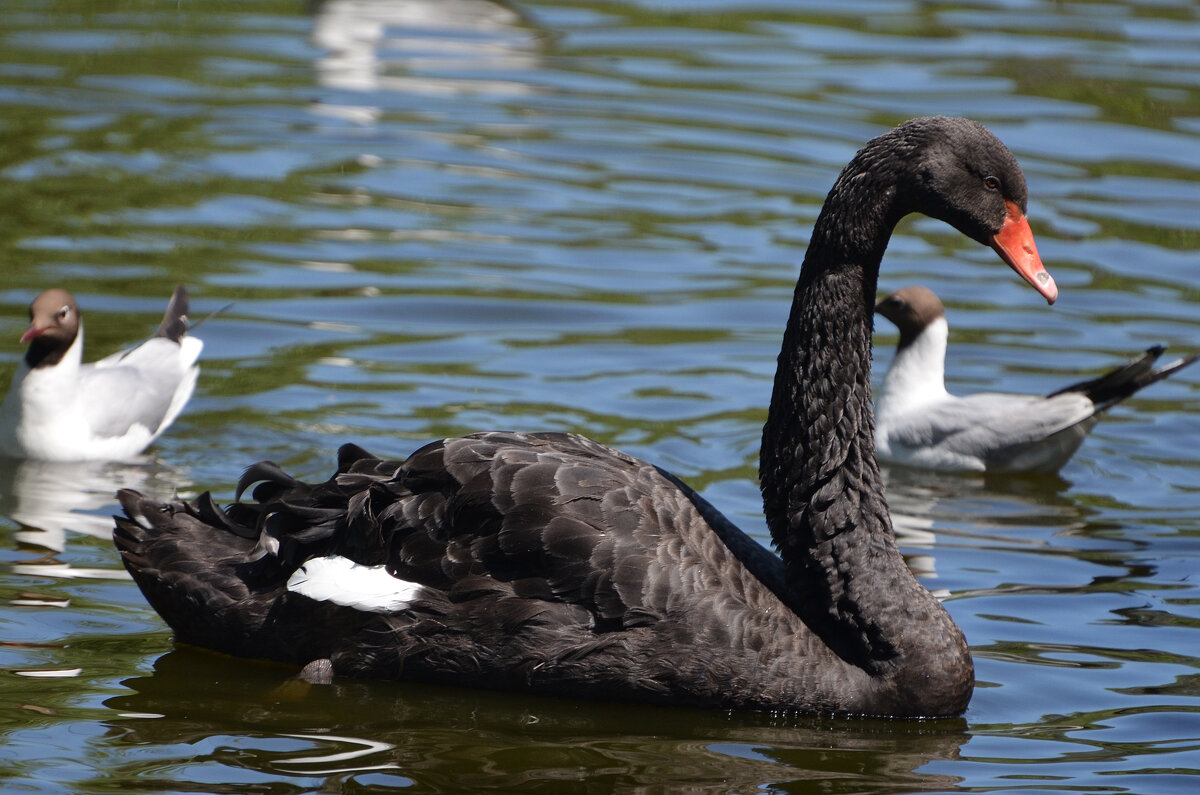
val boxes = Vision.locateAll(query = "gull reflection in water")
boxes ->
[884,466,953,586]
[882,464,1084,596]
[0,457,191,579]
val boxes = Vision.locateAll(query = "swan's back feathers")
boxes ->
[115,488,386,666]
[114,116,1039,716]
[115,431,832,708]
[233,432,678,626]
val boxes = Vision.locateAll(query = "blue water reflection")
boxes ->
[0,0,1197,792]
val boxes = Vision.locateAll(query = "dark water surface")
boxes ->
[2,0,1199,792]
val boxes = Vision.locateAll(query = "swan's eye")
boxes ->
[983,175,1001,191]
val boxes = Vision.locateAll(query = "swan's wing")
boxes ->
[391,432,676,628]
[880,392,1096,471]
[79,338,199,438]
[115,431,788,685]
[232,431,756,632]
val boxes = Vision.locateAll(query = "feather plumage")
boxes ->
[115,117,1058,716]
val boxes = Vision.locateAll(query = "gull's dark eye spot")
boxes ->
[57,307,70,320]
[984,175,1001,191]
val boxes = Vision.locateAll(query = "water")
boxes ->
[1,0,1198,791]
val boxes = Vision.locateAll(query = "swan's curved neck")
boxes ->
[759,158,931,669]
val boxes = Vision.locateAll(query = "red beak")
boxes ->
[20,326,47,345]
[991,200,1057,305]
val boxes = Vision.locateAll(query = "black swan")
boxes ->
[874,285,1196,473]
[0,286,201,462]
[114,116,1058,717]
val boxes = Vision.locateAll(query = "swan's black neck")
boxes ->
[760,144,922,670]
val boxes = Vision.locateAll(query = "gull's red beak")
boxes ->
[20,325,47,345]
[991,200,1057,305]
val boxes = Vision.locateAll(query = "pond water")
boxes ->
[1,0,1198,792]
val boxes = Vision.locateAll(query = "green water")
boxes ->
[1,1,1198,792]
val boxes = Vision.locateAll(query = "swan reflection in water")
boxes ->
[0,457,189,579]
[105,646,969,792]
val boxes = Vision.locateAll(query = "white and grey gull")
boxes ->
[0,286,203,462]
[874,285,1196,473]
[114,116,1058,717]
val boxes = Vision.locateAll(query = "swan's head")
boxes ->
[897,116,1057,305]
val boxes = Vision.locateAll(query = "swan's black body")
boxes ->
[116,116,1051,717]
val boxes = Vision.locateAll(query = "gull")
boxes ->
[874,285,1195,473]
[0,286,202,462]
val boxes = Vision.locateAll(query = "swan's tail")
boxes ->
[113,486,376,665]
[1048,345,1198,410]
[114,488,272,650]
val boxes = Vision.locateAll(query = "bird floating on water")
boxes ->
[116,117,1059,717]
[874,285,1196,473]
[0,286,203,462]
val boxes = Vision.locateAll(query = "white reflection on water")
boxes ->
[0,457,189,579]
[1,459,151,550]
[275,733,401,776]
[312,0,538,124]
[0,0,1198,792]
